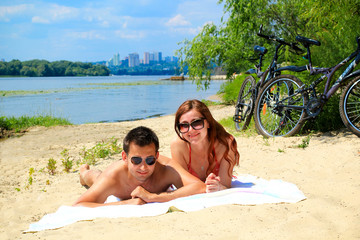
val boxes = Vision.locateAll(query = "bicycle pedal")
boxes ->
[233,115,243,122]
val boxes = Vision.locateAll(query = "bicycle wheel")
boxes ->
[254,75,307,137]
[339,76,360,137]
[234,76,256,131]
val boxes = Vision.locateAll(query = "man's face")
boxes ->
[123,142,158,182]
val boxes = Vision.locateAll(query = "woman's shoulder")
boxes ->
[170,136,188,148]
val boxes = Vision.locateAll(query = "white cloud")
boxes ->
[176,0,223,26]
[32,16,50,24]
[0,4,32,22]
[115,30,146,39]
[166,14,191,27]
[31,4,79,24]
[67,30,106,40]
[169,26,202,35]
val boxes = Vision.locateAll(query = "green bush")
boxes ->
[0,115,71,133]
[219,75,246,104]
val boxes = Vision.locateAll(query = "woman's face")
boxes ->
[178,109,209,144]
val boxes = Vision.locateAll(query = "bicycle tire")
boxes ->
[234,76,256,131]
[254,75,307,137]
[339,76,360,137]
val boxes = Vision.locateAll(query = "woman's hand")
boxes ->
[205,173,227,193]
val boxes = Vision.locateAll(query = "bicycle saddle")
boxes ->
[254,45,267,55]
[296,36,321,46]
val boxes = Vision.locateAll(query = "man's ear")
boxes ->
[156,151,159,159]
[122,151,127,162]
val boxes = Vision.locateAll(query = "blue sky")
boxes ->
[0,0,224,62]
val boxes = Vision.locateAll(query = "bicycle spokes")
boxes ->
[255,77,306,137]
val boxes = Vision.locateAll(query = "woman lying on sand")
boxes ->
[168,99,239,192]
[80,99,240,193]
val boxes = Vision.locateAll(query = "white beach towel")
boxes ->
[24,174,306,233]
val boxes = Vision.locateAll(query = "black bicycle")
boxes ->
[253,35,360,137]
[234,25,303,131]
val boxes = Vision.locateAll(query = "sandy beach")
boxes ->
[1,104,359,240]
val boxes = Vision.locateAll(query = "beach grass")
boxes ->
[219,116,258,137]
[82,80,170,86]
[0,115,72,134]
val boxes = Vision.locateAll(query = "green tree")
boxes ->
[177,0,360,88]
[20,66,37,77]
[38,63,54,77]
[8,60,22,75]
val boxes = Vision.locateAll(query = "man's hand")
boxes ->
[131,186,155,203]
[125,197,146,205]
[205,173,226,193]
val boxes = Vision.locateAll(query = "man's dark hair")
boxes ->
[123,126,159,154]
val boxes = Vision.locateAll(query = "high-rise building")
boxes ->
[113,53,120,66]
[152,51,162,62]
[149,52,155,62]
[144,52,150,65]
[128,53,140,67]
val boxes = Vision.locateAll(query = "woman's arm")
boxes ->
[206,137,238,192]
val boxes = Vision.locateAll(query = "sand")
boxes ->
[0,105,359,240]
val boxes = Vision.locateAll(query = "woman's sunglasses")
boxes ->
[177,118,205,133]
[130,156,157,166]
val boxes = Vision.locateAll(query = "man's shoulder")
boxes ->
[103,161,127,177]
[154,162,176,175]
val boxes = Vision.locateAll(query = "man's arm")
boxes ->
[73,170,143,207]
[131,162,206,203]
[73,197,145,207]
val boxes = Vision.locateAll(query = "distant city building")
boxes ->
[113,53,120,66]
[144,52,150,65]
[171,56,178,63]
[149,52,155,62]
[106,52,120,66]
[152,51,162,62]
[165,56,171,63]
[128,53,140,67]
[106,51,177,67]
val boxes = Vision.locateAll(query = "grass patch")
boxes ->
[219,116,258,137]
[0,115,72,137]
[294,136,311,149]
[78,137,122,166]
[82,80,171,86]
[201,99,223,106]
[0,87,112,97]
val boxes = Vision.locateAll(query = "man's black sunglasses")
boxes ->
[177,118,205,133]
[130,156,157,166]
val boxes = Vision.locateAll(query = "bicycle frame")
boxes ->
[302,36,360,101]
[275,36,360,115]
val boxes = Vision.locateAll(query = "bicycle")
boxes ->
[253,35,360,137]
[234,25,303,131]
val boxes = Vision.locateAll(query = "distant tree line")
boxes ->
[0,59,110,77]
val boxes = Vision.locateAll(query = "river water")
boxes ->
[0,75,225,124]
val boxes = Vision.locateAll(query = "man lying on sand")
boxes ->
[73,126,206,207]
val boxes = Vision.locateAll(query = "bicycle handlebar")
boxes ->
[257,24,303,53]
